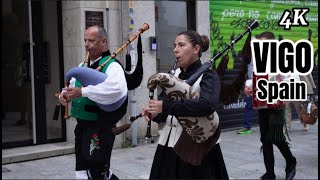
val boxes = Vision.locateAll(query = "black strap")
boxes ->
[84,105,101,114]
[185,62,211,86]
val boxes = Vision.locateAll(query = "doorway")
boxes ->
[2,0,65,148]
[155,0,196,73]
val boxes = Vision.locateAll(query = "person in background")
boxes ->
[237,56,254,135]
[283,72,301,133]
[298,74,316,130]
[284,72,316,132]
[238,80,253,134]
[245,31,297,180]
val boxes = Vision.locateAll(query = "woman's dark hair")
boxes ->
[178,30,210,57]
[257,31,275,40]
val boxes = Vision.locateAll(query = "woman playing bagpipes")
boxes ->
[142,30,229,179]
[59,25,128,180]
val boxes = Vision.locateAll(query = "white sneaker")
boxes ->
[75,170,89,179]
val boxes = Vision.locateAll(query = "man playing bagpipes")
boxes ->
[59,26,128,180]
[245,31,296,180]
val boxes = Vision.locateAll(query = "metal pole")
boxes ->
[129,44,138,146]
[28,0,37,144]
[130,89,138,146]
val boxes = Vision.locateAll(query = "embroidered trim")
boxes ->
[89,133,100,155]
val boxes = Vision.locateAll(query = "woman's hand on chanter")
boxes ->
[142,100,163,122]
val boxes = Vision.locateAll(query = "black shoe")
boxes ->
[286,157,297,180]
[110,174,119,180]
[104,169,119,180]
[260,172,276,180]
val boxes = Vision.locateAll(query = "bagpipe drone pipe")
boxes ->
[124,20,260,166]
[186,20,258,105]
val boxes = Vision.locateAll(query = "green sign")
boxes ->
[210,0,318,69]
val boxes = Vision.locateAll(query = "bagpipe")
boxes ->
[64,66,127,112]
[127,20,260,165]
[146,72,220,165]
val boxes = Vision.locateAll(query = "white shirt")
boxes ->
[68,58,127,105]
[283,72,300,82]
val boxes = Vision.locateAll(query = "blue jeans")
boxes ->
[244,96,253,129]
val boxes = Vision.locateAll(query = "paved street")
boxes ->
[2,120,318,179]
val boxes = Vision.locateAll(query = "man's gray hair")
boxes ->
[90,25,107,39]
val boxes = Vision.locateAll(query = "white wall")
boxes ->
[196,1,211,63]
[119,1,158,144]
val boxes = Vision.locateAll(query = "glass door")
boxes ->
[155,0,195,74]
[2,0,34,147]
[2,0,65,148]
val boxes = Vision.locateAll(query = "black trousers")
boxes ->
[74,119,115,179]
[258,109,295,174]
